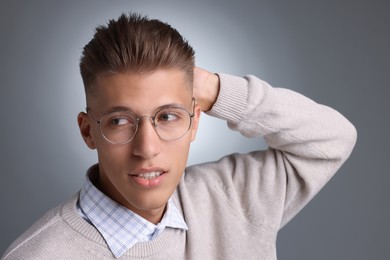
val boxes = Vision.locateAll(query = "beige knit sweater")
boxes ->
[2,74,357,260]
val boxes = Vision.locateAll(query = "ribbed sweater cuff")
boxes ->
[206,73,248,124]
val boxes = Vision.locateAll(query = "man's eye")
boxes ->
[158,113,178,122]
[110,117,131,126]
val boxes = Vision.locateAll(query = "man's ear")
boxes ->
[77,112,97,149]
[190,104,201,142]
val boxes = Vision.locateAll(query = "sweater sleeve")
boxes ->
[206,73,357,228]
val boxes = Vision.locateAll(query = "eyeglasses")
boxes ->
[87,98,196,145]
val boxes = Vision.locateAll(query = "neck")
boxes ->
[136,206,166,224]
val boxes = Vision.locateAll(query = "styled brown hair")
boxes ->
[80,13,195,94]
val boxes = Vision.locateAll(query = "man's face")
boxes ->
[78,69,200,223]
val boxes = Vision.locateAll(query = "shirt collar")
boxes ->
[79,165,188,258]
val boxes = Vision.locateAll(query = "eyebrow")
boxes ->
[104,103,189,115]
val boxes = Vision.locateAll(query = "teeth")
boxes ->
[137,171,162,180]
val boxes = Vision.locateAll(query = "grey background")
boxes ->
[0,0,388,259]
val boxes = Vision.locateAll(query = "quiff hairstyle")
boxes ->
[80,13,195,95]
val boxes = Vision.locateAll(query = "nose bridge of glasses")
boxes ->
[137,115,157,128]
[133,115,162,143]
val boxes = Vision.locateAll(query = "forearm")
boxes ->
[208,73,357,162]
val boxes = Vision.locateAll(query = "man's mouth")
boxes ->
[129,167,167,187]
[136,171,163,180]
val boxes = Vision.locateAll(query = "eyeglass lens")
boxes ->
[99,107,192,144]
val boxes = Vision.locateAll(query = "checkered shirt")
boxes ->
[78,172,188,258]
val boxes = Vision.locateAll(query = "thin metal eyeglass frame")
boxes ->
[86,98,196,145]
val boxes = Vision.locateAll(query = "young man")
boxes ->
[2,13,356,259]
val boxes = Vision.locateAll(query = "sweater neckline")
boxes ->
[60,193,186,258]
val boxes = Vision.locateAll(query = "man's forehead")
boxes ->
[92,69,190,91]
[86,70,193,113]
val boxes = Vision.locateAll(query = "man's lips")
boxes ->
[128,167,167,187]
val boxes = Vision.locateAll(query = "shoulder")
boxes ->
[179,149,276,200]
[183,150,272,183]
[2,194,79,259]
[177,149,286,212]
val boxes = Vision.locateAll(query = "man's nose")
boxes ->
[131,117,162,159]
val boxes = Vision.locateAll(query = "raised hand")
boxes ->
[193,67,220,112]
